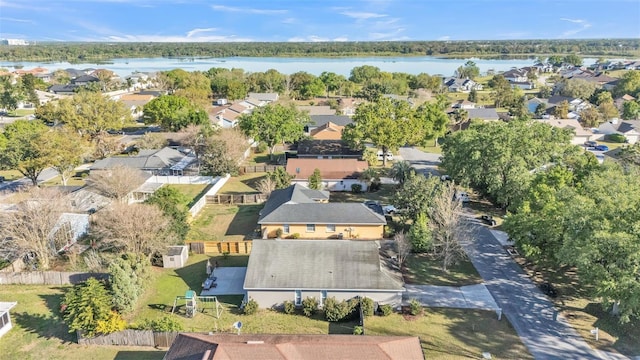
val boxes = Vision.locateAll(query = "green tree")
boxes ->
[580,107,602,128]
[563,54,583,67]
[269,167,294,190]
[58,92,133,138]
[414,102,450,147]
[199,139,239,176]
[535,103,547,118]
[554,100,569,118]
[389,161,414,186]
[467,89,478,103]
[538,86,552,99]
[143,95,208,132]
[342,98,415,166]
[109,257,140,313]
[488,75,512,108]
[319,71,346,96]
[145,187,190,241]
[614,70,640,98]
[62,278,116,337]
[456,60,480,80]
[49,127,88,186]
[559,78,597,100]
[307,168,322,190]
[409,212,432,253]
[0,120,51,185]
[599,101,619,120]
[441,120,574,209]
[622,100,640,120]
[349,65,381,84]
[238,104,308,156]
[392,174,440,222]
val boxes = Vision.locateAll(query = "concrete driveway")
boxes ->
[200,267,247,296]
[397,147,442,177]
[464,221,630,360]
[404,284,499,311]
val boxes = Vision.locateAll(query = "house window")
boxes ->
[326,224,336,232]
[283,224,290,234]
[320,290,327,307]
[294,290,302,306]
[306,224,315,232]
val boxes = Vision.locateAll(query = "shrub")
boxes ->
[291,233,300,239]
[361,297,374,317]
[351,184,362,193]
[95,311,126,335]
[283,300,296,315]
[136,316,183,331]
[275,228,283,238]
[409,299,422,316]
[243,298,259,315]
[379,304,393,316]
[256,142,268,153]
[324,297,346,322]
[369,181,381,192]
[302,297,319,317]
[353,326,364,335]
[62,278,114,337]
[606,133,627,143]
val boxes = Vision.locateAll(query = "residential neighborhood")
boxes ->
[0,47,640,360]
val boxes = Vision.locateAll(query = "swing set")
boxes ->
[171,290,223,319]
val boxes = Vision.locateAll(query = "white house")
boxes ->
[0,302,17,338]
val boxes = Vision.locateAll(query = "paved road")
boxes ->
[404,284,499,311]
[397,147,442,177]
[465,222,629,360]
[0,168,59,192]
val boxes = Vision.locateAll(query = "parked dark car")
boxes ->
[0,176,4,182]
[480,215,497,226]
[594,145,609,151]
[539,282,558,298]
[584,141,597,148]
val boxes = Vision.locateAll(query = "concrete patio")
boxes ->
[200,267,247,296]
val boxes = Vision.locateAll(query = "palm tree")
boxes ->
[452,108,468,131]
[359,168,379,192]
[389,161,414,186]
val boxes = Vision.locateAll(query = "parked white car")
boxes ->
[377,150,393,161]
[454,191,470,203]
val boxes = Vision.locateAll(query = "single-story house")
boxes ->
[257,184,386,239]
[164,333,424,360]
[91,147,197,175]
[297,105,336,116]
[48,84,79,95]
[443,77,482,92]
[306,115,353,133]
[118,94,155,120]
[64,186,112,214]
[466,108,500,121]
[538,119,594,145]
[71,75,100,86]
[286,158,369,191]
[244,240,404,309]
[597,119,640,144]
[511,81,535,90]
[247,92,278,103]
[502,68,528,83]
[296,139,363,159]
[0,302,17,338]
[50,213,90,253]
[452,100,476,109]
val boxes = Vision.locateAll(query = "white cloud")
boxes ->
[438,35,451,41]
[211,5,287,15]
[369,27,406,40]
[287,35,350,42]
[186,28,217,38]
[282,17,297,24]
[559,17,592,37]
[0,1,49,11]
[0,17,34,23]
[106,33,254,42]
[340,11,387,20]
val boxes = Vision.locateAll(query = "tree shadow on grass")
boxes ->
[224,204,262,238]
[14,312,74,343]
[328,320,358,334]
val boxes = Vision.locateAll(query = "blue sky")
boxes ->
[1,0,639,42]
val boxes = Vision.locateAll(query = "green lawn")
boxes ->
[218,173,266,194]
[186,204,262,241]
[0,285,164,360]
[329,184,396,205]
[165,184,208,207]
[417,144,443,154]
[403,253,483,286]
[366,309,532,359]
[0,169,24,181]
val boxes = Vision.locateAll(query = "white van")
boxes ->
[377,150,393,161]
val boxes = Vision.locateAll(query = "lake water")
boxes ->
[0,56,597,78]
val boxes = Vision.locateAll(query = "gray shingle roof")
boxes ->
[244,240,404,291]
[91,147,189,171]
[258,184,329,222]
[259,202,387,225]
[296,139,362,157]
[467,108,499,121]
[307,115,353,128]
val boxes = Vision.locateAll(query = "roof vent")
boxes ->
[246,341,264,345]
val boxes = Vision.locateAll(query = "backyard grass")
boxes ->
[513,259,640,357]
[366,309,532,359]
[329,184,396,205]
[403,254,483,286]
[218,173,266,194]
[0,285,165,360]
[165,184,208,207]
[186,204,262,241]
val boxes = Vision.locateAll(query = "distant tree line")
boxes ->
[1,39,639,62]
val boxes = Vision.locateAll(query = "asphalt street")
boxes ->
[397,146,442,177]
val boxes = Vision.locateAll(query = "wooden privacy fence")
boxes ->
[77,330,180,347]
[206,193,268,205]
[239,165,282,174]
[0,271,108,285]
[186,241,253,255]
